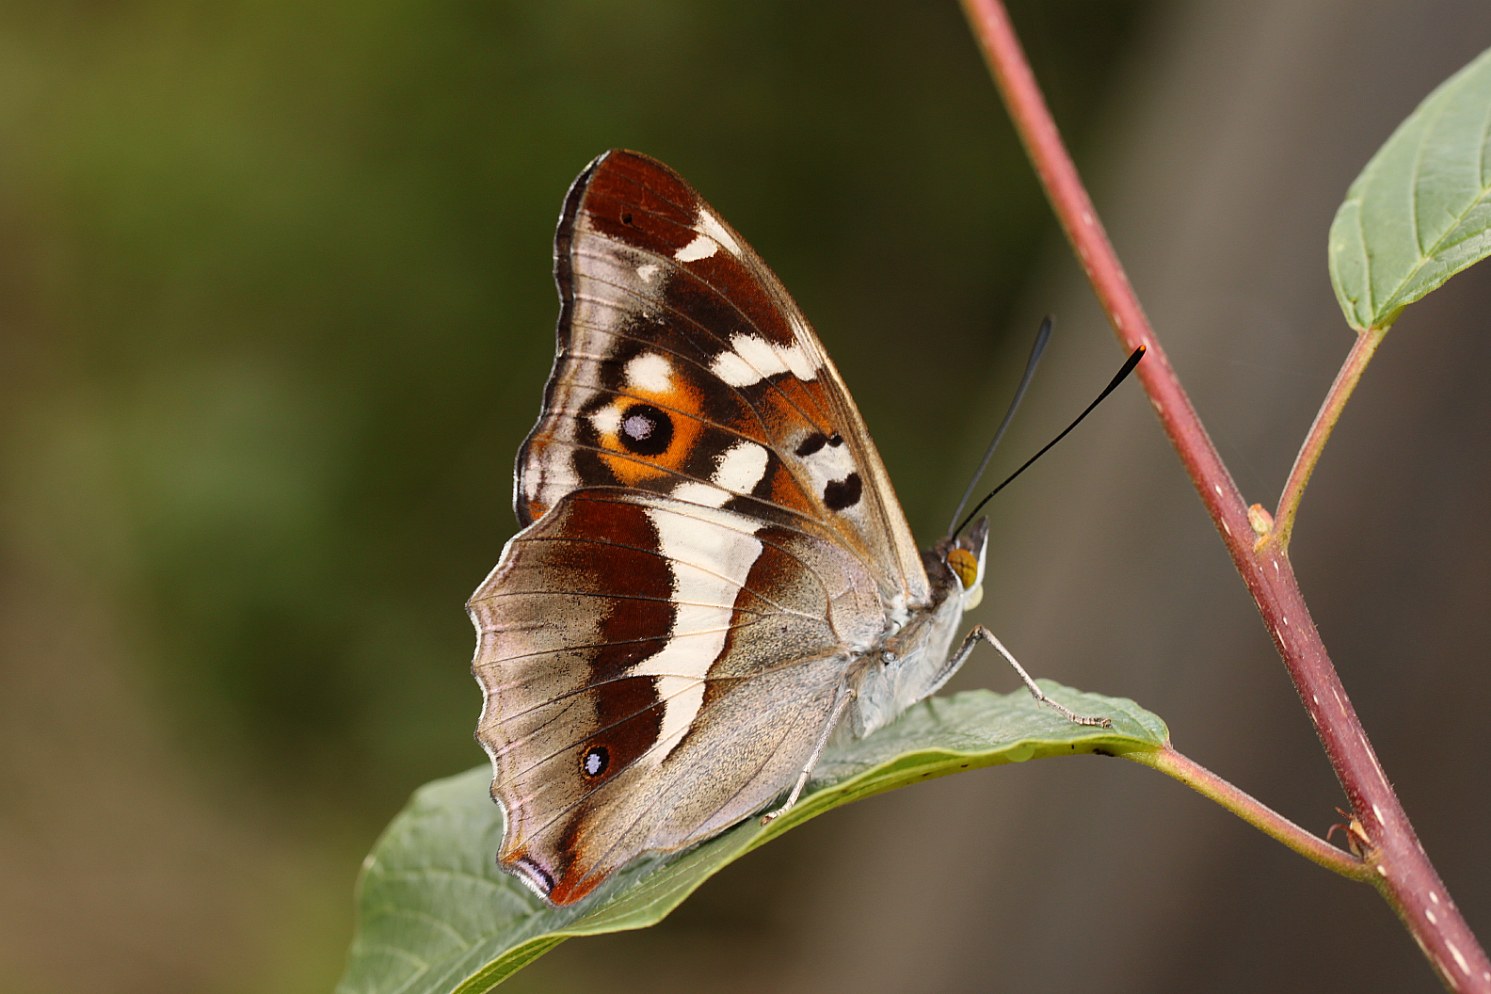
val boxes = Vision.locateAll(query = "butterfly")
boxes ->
[468,149,1104,906]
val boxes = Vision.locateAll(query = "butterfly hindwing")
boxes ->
[469,488,886,904]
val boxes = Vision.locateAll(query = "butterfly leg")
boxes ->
[760,680,858,826]
[953,625,1111,728]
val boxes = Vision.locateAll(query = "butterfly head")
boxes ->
[941,517,990,612]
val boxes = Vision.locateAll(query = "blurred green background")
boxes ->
[4,2,1490,993]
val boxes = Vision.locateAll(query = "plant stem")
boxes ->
[1125,746,1369,881]
[959,2,1491,991]
[1272,326,1387,550]
[959,0,1250,546]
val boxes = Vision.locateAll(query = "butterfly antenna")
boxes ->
[952,344,1146,540]
[945,316,1054,537]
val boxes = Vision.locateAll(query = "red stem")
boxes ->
[959,1,1490,991]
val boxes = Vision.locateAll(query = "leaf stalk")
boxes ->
[1125,746,1370,881]
[1271,325,1387,550]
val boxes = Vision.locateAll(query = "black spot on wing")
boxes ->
[823,472,862,511]
[618,403,673,455]
[795,431,829,457]
[793,431,844,458]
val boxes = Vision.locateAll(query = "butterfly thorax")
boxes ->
[845,526,986,740]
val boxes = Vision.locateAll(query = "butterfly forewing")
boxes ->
[516,150,929,604]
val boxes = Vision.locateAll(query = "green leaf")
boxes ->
[1329,46,1491,331]
[335,684,1166,994]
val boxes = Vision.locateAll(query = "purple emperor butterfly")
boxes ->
[469,150,1103,905]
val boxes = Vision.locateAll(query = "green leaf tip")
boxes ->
[1329,45,1491,332]
[336,683,1165,994]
